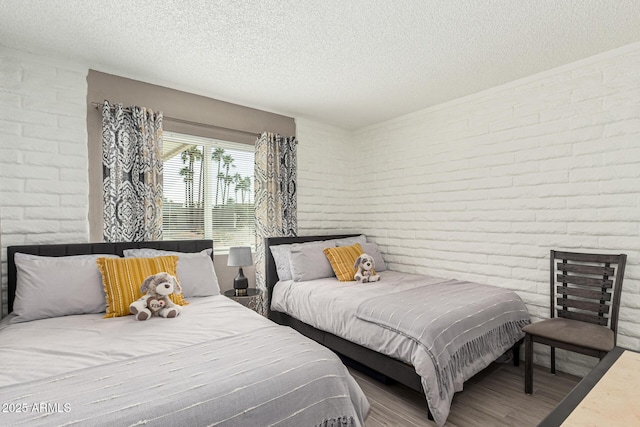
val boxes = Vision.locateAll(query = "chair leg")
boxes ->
[550,346,556,374]
[525,334,533,394]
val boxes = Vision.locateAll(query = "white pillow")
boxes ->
[289,241,337,282]
[122,248,219,297]
[12,253,119,323]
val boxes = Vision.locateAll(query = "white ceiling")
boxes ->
[1,1,640,130]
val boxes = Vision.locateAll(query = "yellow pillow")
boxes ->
[96,256,188,318]
[324,243,366,282]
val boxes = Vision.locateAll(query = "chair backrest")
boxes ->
[551,250,627,337]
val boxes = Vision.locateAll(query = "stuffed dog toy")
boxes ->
[129,272,183,321]
[354,253,381,283]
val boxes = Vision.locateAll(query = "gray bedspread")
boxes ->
[0,325,367,427]
[356,279,530,426]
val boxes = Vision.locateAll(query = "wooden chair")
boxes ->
[524,250,627,394]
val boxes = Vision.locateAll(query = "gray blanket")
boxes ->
[356,279,530,426]
[0,325,367,427]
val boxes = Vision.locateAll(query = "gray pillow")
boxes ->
[360,242,387,272]
[123,248,219,297]
[289,241,337,282]
[336,238,386,271]
[332,235,367,246]
[12,253,119,323]
[269,244,293,281]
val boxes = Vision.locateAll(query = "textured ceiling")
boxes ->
[1,1,640,130]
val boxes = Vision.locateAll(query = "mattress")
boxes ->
[271,270,529,426]
[0,296,369,426]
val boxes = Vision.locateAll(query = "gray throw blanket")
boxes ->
[357,279,530,425]
[0,325,366,427]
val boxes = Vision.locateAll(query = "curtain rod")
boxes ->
[91,101,260,138]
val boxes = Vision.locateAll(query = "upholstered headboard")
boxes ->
[7,240,213,314]
[264,234,358,314]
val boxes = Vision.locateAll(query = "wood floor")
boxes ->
[349,361,580,427]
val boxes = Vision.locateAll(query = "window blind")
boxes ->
[162,132,255,252]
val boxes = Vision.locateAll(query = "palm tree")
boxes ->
[212,148,225,206]
[197,149,206,208]
[178,166,194,207]
[180,146,202,207]
[232,173,242,203]
[221,154,235,204]
[237,176,251,204]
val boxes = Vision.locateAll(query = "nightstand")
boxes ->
[224,288,264,315]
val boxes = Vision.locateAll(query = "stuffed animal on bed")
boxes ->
[129,272,183,321]
[354,253,381,283]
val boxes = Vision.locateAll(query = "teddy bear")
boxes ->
[129,272,183,321]
[354,253,381,283]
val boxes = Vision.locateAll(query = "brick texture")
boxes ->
[296,118,356,235]
[0,47,89,313]
[298,43,640,377]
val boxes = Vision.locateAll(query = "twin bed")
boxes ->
[265,234,530,426]
[2,235,531,427]
[2,240,368,426]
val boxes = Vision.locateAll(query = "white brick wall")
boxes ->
[0,47,89,312]
[298,42,640,377]
[296,118,356,234]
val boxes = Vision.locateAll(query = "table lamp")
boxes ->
[227,246,253,296]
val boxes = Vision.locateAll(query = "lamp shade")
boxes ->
[227,246,253,267]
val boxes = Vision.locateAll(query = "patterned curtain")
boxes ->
[254,132,297,312]
[102,101,163,242]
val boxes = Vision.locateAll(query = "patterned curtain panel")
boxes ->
[102,101,163,242]
[254,132,298,311]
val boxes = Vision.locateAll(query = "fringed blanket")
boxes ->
[356,279,530,426]
[0,325,366,427]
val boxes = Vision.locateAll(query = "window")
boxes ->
[162,132,254,253]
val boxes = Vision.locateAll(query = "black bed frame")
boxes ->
[6,239,213,314]
[265,234,522,399]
